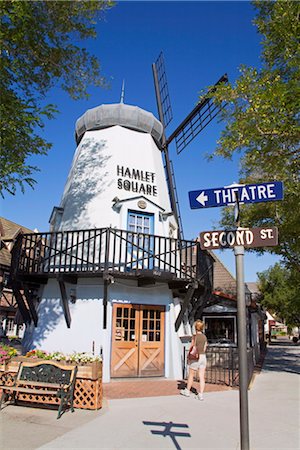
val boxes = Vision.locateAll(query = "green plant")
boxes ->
[25,349,48,359]
[24,349,102,364]
[0,343,19,363]
[7,335,20,341]
[65,352,102,364]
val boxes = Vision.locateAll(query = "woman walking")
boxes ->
[181,319,207,400]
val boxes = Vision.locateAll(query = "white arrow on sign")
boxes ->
[196,191,208,206]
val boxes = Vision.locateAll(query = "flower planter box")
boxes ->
[0,357,102,410]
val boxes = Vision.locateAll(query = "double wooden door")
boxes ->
[111,304,165,378]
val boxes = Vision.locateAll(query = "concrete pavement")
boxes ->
[1,341,299,450]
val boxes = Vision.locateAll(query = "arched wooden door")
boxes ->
[111,304,165,378]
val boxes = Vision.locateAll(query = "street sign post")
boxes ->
[189,180,283,450]
[199,227,278,250]
[234,245,249,450]
[189,181,283,209]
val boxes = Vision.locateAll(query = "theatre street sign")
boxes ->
[199,227,278,250]
[189,181,283,209]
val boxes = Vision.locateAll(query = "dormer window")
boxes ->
[49,206,64,232]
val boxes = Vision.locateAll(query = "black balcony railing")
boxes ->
[11,227,202,282]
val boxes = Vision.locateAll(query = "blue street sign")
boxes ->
[189,181,283,209]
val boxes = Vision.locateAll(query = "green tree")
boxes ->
[0,0,114,197]
[258,263,300,328]
[206,0,300,271]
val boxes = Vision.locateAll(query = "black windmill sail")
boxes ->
[166,73,228,154]
[152,52,184,239]
[152,52,228,238]
[152,52,228,330]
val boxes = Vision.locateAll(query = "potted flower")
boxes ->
[22,349,102,380]
[0,343,19,370]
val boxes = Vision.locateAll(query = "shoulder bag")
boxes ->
[187,336,199,361]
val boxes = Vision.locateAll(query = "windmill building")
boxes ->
[10,56,230,382]
[11,102,213,382]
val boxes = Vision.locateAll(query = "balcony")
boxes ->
[10,227,210,285]
[10,227,214,329]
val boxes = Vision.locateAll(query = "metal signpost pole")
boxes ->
[234,193,250,450]
[235,244,250,450]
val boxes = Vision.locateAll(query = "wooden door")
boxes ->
[111,304,139,377]
[111,304,165,378]
[138,306,165,377]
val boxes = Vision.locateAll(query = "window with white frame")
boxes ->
[6,318,15,334]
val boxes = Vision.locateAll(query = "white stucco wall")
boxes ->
[22,280,104,356]
[23,278,183,382]
[56,125,177,237]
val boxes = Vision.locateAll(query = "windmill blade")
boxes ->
[166,74,228,154]
[152,52,183,239]
[152,52,173,129]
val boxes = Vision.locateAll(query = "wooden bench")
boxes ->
[0,360,78,419]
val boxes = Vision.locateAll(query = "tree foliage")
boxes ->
[258,263,300,327]
[0,0,114,197]
[206,0,300,271]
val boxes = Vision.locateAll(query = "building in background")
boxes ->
[265,310,287,339]
[202,253,266,356]
[0,217,35,338]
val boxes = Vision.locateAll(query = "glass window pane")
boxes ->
[143,320,147,330]
[155,331,161,341]
[117,308,122,317]
[128,212,153,236]
[150,310,154,319]
[124,308,129,318]
[149,331,154,341]
[149,320,154,330]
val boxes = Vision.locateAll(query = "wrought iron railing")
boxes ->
[182,344,262,387]
[11,227,202,282]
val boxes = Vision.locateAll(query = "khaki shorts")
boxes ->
[188,354,207,370]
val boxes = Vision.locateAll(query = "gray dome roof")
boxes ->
[75,103,163,144]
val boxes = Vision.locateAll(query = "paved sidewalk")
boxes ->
[1,341,299,450]
[103,377,231,400]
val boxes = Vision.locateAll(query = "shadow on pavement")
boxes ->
[262,344,300,375]
[143,420,191,450]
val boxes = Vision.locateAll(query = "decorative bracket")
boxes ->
[58,277,71,328]
[175,282,198,332]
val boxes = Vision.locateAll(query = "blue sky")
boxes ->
[1,1,280,281]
